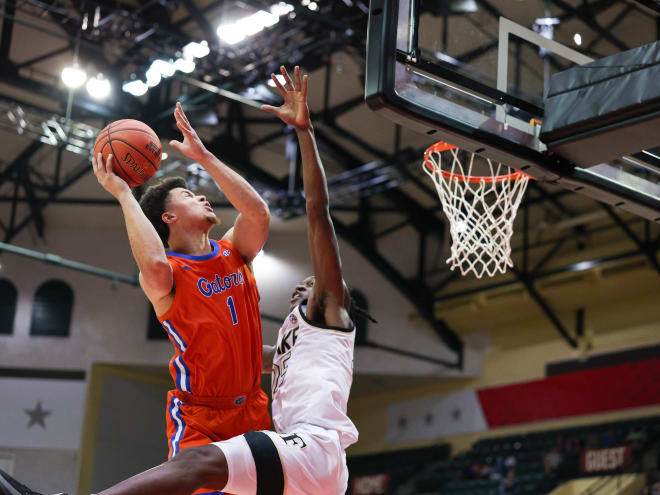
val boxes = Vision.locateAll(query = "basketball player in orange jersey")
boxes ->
[0,65,371,495]
[91,102,271,495]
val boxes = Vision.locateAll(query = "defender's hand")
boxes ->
[92,153,130,199]
[261,66,311,131]
[169,102,209,162]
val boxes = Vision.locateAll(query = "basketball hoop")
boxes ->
[423,142,532,279]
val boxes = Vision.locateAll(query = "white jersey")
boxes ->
[270,303,359,450]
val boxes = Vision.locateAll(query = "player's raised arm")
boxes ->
[92,153,173,304]
[169,102,269,263]
[262,66,350,327]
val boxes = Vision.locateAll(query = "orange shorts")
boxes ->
[165,387,271,495]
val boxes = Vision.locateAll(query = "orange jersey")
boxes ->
[158,239,265,399]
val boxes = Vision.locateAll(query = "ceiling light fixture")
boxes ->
[122,80,148,97]
[174,58,196,73]
[217,6,284,45]
[86,74,111,99]
[61,65,87,88]
[182,41,210,59]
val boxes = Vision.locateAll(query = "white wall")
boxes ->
[1,217,475,376]
[0,209,479,493]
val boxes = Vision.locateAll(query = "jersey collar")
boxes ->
[166,239,219,261]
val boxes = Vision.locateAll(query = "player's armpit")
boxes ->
[139,267,174,312]
[262,345,276,374]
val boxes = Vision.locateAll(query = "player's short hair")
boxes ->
[139,176,188,247]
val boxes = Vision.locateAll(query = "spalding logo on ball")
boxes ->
[93,119,161,187]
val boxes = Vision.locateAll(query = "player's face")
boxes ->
[165,187,219,227]
[289,276,315,312]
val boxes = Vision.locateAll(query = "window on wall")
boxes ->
[30,280,73,337]
[147,307,168,340]
[0,278,18,335]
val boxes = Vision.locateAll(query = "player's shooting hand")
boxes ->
[169,102,209,162]
[261,66,311,131]
[92,153,130,199]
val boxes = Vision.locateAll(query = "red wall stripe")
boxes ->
[477,358,660,428]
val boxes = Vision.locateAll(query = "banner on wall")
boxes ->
[0,377,86,450]
[580,446,632,473]
[385,358,660,444]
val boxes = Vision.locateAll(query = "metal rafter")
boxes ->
[0,0,654,364]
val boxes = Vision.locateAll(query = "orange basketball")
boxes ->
[93,119,161,187]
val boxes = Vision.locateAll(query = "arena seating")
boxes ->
[410,415,660,495]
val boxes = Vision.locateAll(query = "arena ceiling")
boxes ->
[0,0,659,368]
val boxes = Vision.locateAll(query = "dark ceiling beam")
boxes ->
[582,3,635,53]
[173,1,224,27]
[0,68,137,119]
[457,40,499,64]
[513,267,579,348]
[629,0,660,15]
[1,0,16,63]
[3,157,93,242]
[473,0,503,20]
[17,163,44,238]
[601,204,660,273]
[179,0,218,47]
[16,44,72,69]
[556,0,620,21]
[0,141,43,189]
[551,0,631,51]
[312,127,446,234]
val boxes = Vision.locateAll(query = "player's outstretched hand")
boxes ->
[169,102,209,162]
[92,153,130,199]
[262,66,311,131]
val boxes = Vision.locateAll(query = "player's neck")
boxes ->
[168,229,212,256]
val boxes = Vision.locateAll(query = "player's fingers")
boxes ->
[270,73,287,97]
[176,102,192,127]
[104,154,114,175]
[294,66,302,91]
[260,104,279,115]
[280,66,294,90]
[169,140,183,152]
[303,74,308,97]
[176,121,193,137]
[91,154,99,174]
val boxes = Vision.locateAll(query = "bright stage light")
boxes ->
[150,59,175,77]
[218,8,281,45]
[182,40,210,59]
[61,66,87,88]
[174,57,196,73]
[122,80,148,96]
[145,66,161,87]
[86,74,111,99]
[217,23,246,45]
[270,2,294,17]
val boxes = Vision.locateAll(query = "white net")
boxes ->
[423,143,531,278]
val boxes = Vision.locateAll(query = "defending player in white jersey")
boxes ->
[0,65,364,495]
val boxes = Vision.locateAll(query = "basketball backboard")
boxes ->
[365,0,660,221]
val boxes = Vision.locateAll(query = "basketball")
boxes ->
[93,119,161,187]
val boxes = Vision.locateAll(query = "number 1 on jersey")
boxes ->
[226,296,238,325]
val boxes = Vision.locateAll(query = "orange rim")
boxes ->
[423,141,534,183]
